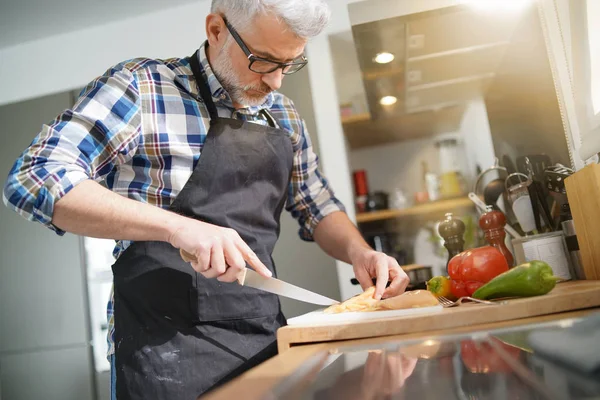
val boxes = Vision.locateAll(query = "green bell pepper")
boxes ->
[472,261,560,300]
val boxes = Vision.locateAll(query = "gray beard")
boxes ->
[212,41,271,107]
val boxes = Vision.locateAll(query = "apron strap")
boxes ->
[189,49,219,120]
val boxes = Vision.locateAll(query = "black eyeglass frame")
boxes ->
[223,18,308,75]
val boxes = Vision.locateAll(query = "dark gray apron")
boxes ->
[111,50,293,400]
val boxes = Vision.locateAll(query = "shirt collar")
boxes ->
[197,41,274,112]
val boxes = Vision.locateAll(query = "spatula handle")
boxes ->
[179,249,247,285]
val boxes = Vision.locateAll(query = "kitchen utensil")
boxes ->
[473,158,508,200]
[512,196,538,233]
[505,173,538,233]
[437,296,508,307]
[528,180,554,231]
[511,232,573,280]
[483,178,507,210]
[517,154,552,180]
[366,232,394,254]
[468,192,523,239]
[545,164,573,195]
[520,157,555,232]
[562,214,585,280]
[366,191,388,211]
[180,249,339,306]
[505,173,532,203]
[403,264,433,287]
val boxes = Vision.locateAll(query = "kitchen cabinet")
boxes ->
[0,346,94,400]
[0,92,95,399]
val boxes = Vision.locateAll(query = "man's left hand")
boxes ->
[351,248,410,300]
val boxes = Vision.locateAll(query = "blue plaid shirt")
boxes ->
[3,43,345,357]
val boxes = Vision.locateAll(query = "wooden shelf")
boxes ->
[356,197,474,223]
[340,105,465,150]
[340,113,371,125]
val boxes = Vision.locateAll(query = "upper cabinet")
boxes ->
[330,3,573,171]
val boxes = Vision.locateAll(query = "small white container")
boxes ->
[512,232,573,280]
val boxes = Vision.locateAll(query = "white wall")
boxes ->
[0,1,213,107]
[349,137,439,197]
[460,99,497,182]
[348,100,494,200]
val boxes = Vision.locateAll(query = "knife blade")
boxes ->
[240,268,339,306]
[180,249,339,306]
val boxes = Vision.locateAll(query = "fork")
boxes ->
[437,296,508,308]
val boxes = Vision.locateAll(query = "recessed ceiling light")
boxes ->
[380,96,398,106]
[374,52,395,64]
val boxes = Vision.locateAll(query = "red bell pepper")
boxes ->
[448,246,509,298]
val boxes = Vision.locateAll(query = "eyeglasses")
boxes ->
[223,18,308,75]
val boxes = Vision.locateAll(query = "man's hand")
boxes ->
[350,248,409,300]
[169,219,272,282]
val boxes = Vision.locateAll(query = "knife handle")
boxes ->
[179,249,247,285]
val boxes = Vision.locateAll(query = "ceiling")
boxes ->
[0,0,206,49]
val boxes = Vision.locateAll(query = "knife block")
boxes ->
[565,164,600,280]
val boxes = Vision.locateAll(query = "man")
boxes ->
[3,0,409,398]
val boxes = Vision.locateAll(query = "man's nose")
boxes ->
[262,68,284,91]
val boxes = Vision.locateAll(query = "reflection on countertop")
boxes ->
[266,315,600,400]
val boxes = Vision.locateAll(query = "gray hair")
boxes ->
[211,0,331,39]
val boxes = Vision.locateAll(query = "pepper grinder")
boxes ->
[438,213,466,273]
[479,205,514,267]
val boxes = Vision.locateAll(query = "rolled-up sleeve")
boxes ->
[282,101,346,241]
[2,64,141,234]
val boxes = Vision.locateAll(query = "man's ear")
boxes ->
[206,14,226,49]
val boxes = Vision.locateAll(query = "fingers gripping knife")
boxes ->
[179,249,339,306]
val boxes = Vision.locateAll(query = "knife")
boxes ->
[180,249,339,306]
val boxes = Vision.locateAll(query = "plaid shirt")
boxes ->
[3,43,344,357]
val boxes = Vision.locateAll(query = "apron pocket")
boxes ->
[193,284,281,323]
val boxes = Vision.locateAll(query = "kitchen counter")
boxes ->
[203,308,600,400]
[277,281,600,352]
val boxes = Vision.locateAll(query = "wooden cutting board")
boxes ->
[277,280,600,353]
[287,304,443,325]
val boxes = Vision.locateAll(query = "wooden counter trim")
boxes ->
[205,308,597,400]
[277,281,600,353]
[202,344,327,400]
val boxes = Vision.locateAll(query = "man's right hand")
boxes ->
[168,219,272,282]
